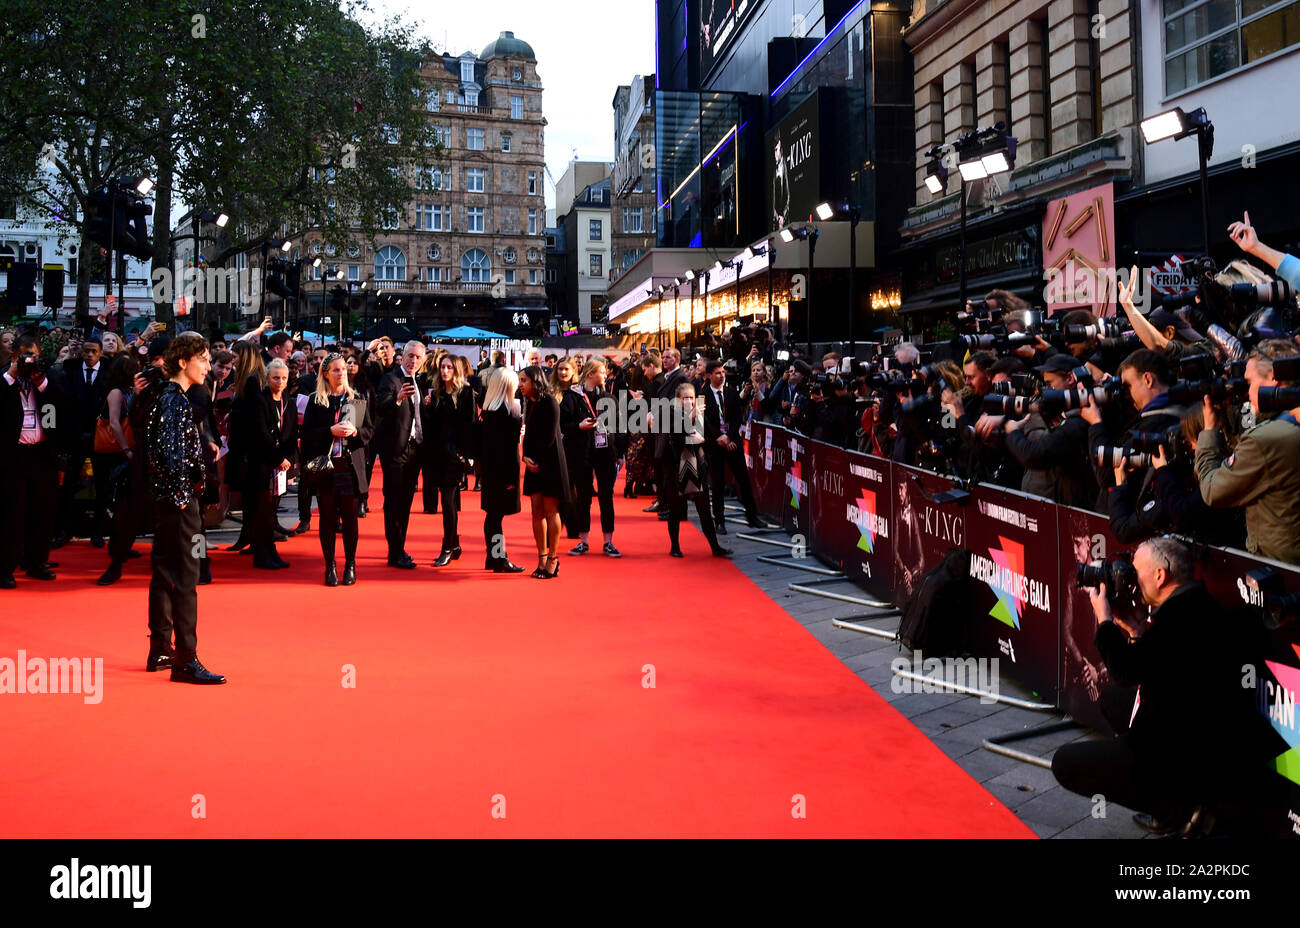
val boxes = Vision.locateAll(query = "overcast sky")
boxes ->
[366,0,657,211]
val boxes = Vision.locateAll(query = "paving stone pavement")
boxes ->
[709,507,1147,839]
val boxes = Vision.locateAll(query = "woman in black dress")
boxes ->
[519,365,570,578]
[301,354,374,586]
[665,381,729,559]
[477,366,525,573]
[563,359,625,557]
[426,353,477,565]
[224,342,265,552]
[244,358,297,570]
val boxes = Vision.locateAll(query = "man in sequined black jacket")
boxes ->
[143,333,226,685]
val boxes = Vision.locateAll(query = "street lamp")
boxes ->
[814,201,863,362]
[1140,106,1214,257]
[926,123,1017,312]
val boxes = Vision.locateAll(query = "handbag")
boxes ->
[303,454,334,479]
[94,416,132,454]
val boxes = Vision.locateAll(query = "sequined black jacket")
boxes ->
[146,381,205,509]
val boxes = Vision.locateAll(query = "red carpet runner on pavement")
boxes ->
[0,472,1031,838]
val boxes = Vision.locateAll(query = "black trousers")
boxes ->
[707,442,758,524]
[572,452,617,535]
[667,484,720,552]
[434,474,461,549]
[55,440,97,539]
[316,477,359,564]
[108,453,146,565]
[297,479,313,525]
[380,445,420,560]
[91,450,125,540]
[484,510,505,562]
[148,500,201,661]
[0,442,58,577]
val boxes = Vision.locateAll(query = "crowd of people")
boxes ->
[1,316,777,684]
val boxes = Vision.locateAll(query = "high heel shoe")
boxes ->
[342,561,356,585]
[544,556,560,579]
[324,563,339,586]
[531,558,548,579]
[227,538,249,552]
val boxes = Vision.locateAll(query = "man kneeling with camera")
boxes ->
[1051,535,1270,837]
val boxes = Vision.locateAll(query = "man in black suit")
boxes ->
[650,348,687,521]
[52,335,108,547]
[701,360,764,534]
[375,340,427,568]
[1051,536,1275,836]
[0,335,64,588]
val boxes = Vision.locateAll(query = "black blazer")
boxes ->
[301,392,374,494]
[702,382,743,447]
[477,405,522,516]
[423,383,476,475]
[57,360,108,445]
[0,371,62,470]
[558,386,591,470]
[240,389,298,490]
[375,368,430,461]
[653,366,688,459]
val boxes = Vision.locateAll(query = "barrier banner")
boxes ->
[1055,508,1140,734]
[1200,546,1300,837]
[890,464,966,605]
[744,422,788,523]
[807,440,893,602]
[782,431,812,540]
[966,486,1060,704]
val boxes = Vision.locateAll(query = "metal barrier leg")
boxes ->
[980,719,1081,769]
[755,556,842,576]
[736,533,798,548]
[890,669,1057,712]
[788,582,893,609]
[832,615,901,639]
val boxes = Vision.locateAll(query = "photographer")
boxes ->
[0,335,65,588]
[1051,536,1271,836]
[1196,339,1300,564]
[1081,349,1185,507]
[1001,355,1098,507]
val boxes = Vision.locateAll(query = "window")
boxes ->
[381,210,400,230]
[311,264,322,280]
[546,268,556,284]
[589,219,603,241]
[432,125,449,148]
[589,254,603,277]
[510,96,523,119]
[348,265,359,282]
[375,246,406,281]
[427,266,444,282]
[530,269,540,285]
[467,206,484,233]
[463,89,479,108]
[467,168,485,192]
[467,128,485,150]
[461,60,475,83]
[501,134,511,152]
[382,124,399,144]
[427,244,441,261]
[1163,0,1300,94]
[445,89,455,103]
[528,209,538,235]
[504,270,516,285]
[419,167,443,190]
[624,208,643,234]
[461,248,490,282]
[427,92,440,112]
[504,247,516,263]
[527,171,537,195]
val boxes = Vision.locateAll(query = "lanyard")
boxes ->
[580,387,598,419]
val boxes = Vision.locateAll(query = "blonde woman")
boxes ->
[301,354,373,585]
[427,352,476,565]
[477,367,525,572]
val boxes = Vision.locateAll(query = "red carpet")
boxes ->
[0,472,1031,837]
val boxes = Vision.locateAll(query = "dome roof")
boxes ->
[481,30,535,62]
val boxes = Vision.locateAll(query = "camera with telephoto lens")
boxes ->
[1094,445,1152,470]
[1244,567,1300,630]
[1256,385,1300,414]
[1126,425,1184,456]
[990,380,1015,396]
[1168,376,1250,404]
[1230,280,1295,311]
[983,393,1033,416]
[901,388,942,417]
[1063,318,1128,343]
[1076,555,1139,599]
[1037,377,1122,413]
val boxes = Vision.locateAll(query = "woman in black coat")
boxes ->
[346,354,377,518]
[562,359,626,557]
[476,366,525,573]
[519,365,570,578]
[664,381,728,559]
[301,353,374,586]
[424,352,477,565]
[243,358,297,570]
